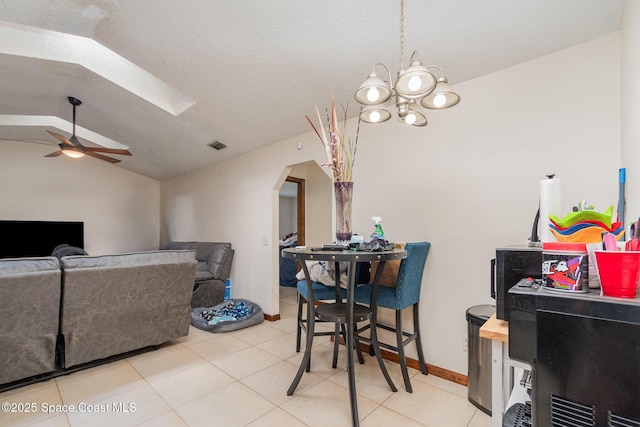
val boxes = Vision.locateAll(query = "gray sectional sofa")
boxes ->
[0,257,61,386]
[0,250,197,390]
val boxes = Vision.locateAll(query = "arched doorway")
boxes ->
[272,161,332,317]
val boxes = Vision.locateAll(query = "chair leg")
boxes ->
[353,321,365,364]
[305,300,315,373]
[396,309,413,393]
[370,308,397,392]
[296,294,303,353]
[413,302,428,376]
[331,323,341,368]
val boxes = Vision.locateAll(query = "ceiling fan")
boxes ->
[45,97,132,163]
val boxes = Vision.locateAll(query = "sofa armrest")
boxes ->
[209,248,234,280]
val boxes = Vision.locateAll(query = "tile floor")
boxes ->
[0,286,492,426]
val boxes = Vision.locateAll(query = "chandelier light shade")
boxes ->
[397,96,427,127]
[354,0,460,127]
[360,106,392,123]
[421,76,461,110]
[394,52,436,100]
[354,64,392,105]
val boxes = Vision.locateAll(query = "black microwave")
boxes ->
[491,246,542,321]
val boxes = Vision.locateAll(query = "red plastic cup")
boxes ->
[594,250,640,298]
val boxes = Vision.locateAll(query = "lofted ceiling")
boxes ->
[0,0,623,180]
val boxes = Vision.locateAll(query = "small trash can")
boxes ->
[466,304,495,416]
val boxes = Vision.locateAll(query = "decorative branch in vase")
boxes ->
[306,96,361,242]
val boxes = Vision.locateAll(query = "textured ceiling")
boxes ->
[0,0,623,180]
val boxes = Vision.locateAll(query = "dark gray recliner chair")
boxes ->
[164,242,234,307]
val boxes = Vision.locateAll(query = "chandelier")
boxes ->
[354,0,460,127]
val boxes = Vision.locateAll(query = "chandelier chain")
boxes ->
[399,0,405,68]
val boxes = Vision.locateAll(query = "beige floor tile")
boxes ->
[241,360,323,405]
[148,363,235,408]
[185,333,251,361]
[0,378,58,400]
[136,411,188,427]
[361,405,425,427]
[175,382,275,427]
[279,304,299,320]
[65,383,170,427]
[278,294,299,314]
[172,326,214,347]
[287,341,348,379]
[468,409,493,427]
[327,355,406,403]
[281,380,378,427]
[245,407,307,427]
[56,362,146,406]
[262,316,298,334]
[28,414,71,427]
[0,380,64,427]
[226,322,286,345]
[210,347,281,379]
[382,380,477,427]
[127,345,205,383]
[255,333,299,360]
[414,370,468,398]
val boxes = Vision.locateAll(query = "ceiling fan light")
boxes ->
[354,72,392,105]
[421,78,461,110]
[62,148,85,159]
[360,106,391,124]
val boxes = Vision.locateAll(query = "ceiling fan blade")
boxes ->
[85,147,132,156]
[46,130,74,147]
[85,151,121,163]
[44,150,64,158]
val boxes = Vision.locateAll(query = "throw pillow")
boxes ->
[369,243,404,287]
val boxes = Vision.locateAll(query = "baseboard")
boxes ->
[264,313,280,321]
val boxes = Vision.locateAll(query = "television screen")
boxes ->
[0,220,84,259]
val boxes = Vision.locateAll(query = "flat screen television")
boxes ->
[0,220,84,259]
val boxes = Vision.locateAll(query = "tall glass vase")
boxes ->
[334,181,353,243]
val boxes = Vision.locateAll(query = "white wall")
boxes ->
[161,33,621,375]
[622,0,640,218]
[0,139,160,255]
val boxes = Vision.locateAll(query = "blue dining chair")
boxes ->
[296,262,365,370]
[354,241,431,392]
